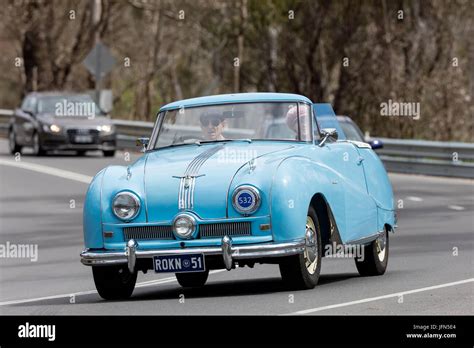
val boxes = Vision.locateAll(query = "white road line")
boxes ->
[448,205,465,211]
[0,270,226,306]
[0,158,92,184]
[287,278,474,315]
[406,196,423,202]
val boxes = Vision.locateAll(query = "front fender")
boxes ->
[83,168,106,249]
[270,156,345,243]
[100,162,148,225]
[83,157,148,249]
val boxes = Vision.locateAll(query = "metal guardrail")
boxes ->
[1,109,473,178]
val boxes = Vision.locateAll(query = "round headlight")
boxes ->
[112,192,140,221]
[232,185,261,215]
[172,214,196,239]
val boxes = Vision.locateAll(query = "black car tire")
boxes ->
[103,150,116,157]
[76,150,87,156]
[9,129,22,155]
[279,206,322,290]
[32,132,45,156]
[355,228,389,276]
[92,266,137,300]
[175,270,209,288]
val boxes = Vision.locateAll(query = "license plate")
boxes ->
[153,254,205,273]
[74,135,93,143]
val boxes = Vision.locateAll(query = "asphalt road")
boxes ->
[0,139,473,315]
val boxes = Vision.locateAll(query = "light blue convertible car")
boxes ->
[80,93,396,300]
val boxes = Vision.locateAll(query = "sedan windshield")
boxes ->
[37,95,104,117]
[152,102,312,149]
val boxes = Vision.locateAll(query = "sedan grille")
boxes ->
[124,225,174,240]
[123,222,252,241]
[199,222,251,238]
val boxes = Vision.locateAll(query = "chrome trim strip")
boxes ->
[178,176,185,209]
[345,230,384,246]
[80,239,305,266]
[177,144,225,211]
[345,140,372,149]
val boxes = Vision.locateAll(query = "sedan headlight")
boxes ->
[232,185,261,215]
[50,124,61,133]
[42,124,61,133]
[112,192,140,221]
[97,125,114,133]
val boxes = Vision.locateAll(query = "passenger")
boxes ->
[285,104,311,141]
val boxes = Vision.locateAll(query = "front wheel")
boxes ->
[92,266,137,300]
[279,206,322,289]
[9,129,22,155]
[32,132,45,156]
[175,270,209,288]
[355,228,389,276]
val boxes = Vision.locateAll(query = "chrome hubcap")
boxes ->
[304,216,318,274]
[375,230,387,262]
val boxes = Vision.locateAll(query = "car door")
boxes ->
[313,104,378,243]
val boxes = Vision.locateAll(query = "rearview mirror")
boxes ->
[136,137,150,152]
[222,110,245,118]
[318,128,338,147]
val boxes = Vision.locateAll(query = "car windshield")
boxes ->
[151,102,312,149]
[37,95,104,117]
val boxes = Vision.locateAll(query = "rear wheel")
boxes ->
[76,150,87,156]
[103,150,116,157]
[176,270,209,288]
[355,228,389,276]
[279,206,322,289]
[92,266,137,300]
[9,129,22,154]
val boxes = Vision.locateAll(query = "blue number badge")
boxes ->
[238,192,253,208]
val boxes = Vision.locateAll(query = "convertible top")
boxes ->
[160,92,313,111]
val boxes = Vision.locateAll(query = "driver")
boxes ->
[200,112,226,141]
[285,104,311,141]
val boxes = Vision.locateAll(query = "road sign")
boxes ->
[83,42,116,81]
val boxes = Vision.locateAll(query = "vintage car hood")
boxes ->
[141,142,296,221]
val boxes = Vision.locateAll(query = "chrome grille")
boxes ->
[124,225,174,240]
[199,222,251,238]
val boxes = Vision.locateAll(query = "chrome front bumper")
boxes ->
[80,236,306,272]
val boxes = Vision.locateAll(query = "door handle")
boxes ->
[357,156,364,165]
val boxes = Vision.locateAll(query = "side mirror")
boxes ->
[318,128,338,147]
[368,139,384,150]
[136,137,150,152]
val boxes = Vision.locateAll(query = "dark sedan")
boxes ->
[9,92,116,156]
